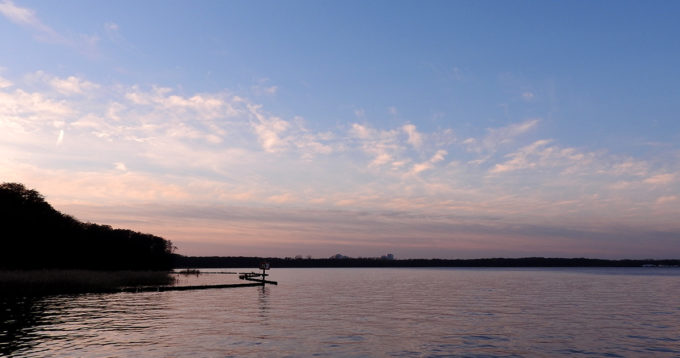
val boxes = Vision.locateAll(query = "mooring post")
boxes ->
[259,261,270,285]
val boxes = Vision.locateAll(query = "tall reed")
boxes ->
[0,270,176,296]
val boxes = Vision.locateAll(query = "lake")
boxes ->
[2,267,679,357]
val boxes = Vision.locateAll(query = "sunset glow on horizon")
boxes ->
[1,0,679,258]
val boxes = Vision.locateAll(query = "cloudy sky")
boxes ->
[1,0,679,258]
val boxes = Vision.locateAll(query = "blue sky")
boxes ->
[1,0,679,258]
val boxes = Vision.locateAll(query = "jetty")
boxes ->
[238,272,278,285]
[121,263,278,293]
[120,281,266,293]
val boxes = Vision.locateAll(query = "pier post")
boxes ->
[259,262,270,284]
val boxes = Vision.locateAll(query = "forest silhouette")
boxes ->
[0,183,174,270]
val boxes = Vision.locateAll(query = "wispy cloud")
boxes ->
[0,0,98,53]
[114,162,127,171]
[656,195,677,205]
[402,124,423,149]
[644,173,675,185]
[26,71,100,95]
[0,76,13,88]
[464,118,540,158]
[490,139,554,173]
[55,129,64,145]
[252,84,278,96]
[349,123,409,168]
[0,88,74,128]
[609,159,649,177]
[410,150,447,175]
[251,111,290,152]
[105,22,119,32]
[0,0,59,39]
[250,78,279,97]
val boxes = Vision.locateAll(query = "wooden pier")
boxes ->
[120,266,277,293]
[120,281,265,293]
[239,272,278,285]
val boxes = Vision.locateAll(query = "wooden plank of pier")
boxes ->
[120,282,264,293]
[241,276,278,285]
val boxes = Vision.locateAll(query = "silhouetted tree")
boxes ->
[0,182,175,270]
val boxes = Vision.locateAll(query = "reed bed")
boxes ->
[0,270,176,296]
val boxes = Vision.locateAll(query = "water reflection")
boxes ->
[1,268,679,357]
[258,286,270,317]
[0,297,42,356]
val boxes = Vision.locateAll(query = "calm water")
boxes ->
[1,268,679,357]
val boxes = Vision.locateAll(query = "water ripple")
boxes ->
[1,267,679,357]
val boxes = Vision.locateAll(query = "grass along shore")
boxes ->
[0,270,175,296]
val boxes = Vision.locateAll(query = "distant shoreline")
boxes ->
[173,256,680,269]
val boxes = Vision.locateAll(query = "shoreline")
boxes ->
[173,256,680,269]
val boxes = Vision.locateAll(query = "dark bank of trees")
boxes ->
[174,255,680,269]
[0,183,174,270]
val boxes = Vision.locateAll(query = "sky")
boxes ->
[1,0,679,259]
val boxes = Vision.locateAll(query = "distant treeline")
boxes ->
[0,183,174,270]
[174,255,680,268]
